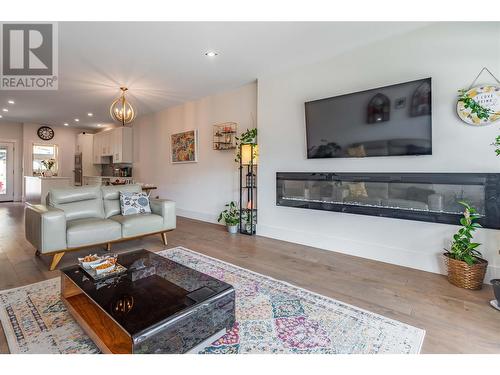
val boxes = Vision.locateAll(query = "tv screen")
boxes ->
[305,78,432,159]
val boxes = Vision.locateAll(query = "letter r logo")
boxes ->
[2,24,53,75]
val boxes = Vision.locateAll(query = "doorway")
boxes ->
[0,142,14,202]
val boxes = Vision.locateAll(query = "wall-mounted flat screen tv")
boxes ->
[305,78,432,159]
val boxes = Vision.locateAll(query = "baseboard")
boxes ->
[257,223,500,284]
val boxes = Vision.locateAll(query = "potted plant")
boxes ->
[40,158,56,177]
[217,201,240,234]
[444,201,488,290]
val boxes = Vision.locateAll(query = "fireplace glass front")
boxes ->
[276,173,500,228]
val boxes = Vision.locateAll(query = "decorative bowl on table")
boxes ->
[94,261,116,275]
[78,254,103,269]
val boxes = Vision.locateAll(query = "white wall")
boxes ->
[0,121,23,201]
[22,123,87,184]
[257,23,500,280]
[133,83,257,222]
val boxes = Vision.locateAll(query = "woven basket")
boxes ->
[444,253,488,290]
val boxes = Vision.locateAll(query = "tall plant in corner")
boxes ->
[444,201,488,289]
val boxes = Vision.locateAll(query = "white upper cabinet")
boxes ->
[93,127,133,164]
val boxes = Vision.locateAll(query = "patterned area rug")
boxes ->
[0,246,425,354]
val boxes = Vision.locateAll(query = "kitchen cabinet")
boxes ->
[93,127,132,164]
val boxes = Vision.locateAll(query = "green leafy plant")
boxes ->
[235,128,257,162]
[458,89,492,120]
[493,135,500,156]
[217,201,240,226]
[446,201,483,266]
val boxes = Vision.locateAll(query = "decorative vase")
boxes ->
[227,225,238,234]
[444,253,488,290]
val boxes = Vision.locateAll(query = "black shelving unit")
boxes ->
[239,143,257,235]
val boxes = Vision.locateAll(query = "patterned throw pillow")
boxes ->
[119,191,151,216]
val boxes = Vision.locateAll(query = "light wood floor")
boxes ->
[0,202,498,354]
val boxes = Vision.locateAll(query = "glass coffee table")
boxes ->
[61,249,235,354]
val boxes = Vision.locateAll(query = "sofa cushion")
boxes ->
[66,218,121,248]
[102,184,142,218]
[48,186,104,221]
[110,213,163,238]
[119,192,151,216]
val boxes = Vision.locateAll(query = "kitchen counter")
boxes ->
[24,176,72,204]
[83,176,133,186]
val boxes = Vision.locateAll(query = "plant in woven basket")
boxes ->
[444,201,488,290]
[446,201,483,265]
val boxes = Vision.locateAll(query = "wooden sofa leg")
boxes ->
[161,232,168,246]
[49,252,65,271]
[106,243,111,251]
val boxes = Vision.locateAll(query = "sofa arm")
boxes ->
[150,199,176,230]
[25,204,67,253]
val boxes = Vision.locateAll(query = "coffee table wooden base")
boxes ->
[61,273,132,354]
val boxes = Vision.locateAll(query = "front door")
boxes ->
[0,142,14,202]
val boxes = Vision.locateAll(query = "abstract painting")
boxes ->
[170,129,198,163]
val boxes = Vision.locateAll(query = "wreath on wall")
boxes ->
[456,67,500,155]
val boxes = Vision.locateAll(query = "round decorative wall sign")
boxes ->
[457,85,500,125]
[37,126,55,140]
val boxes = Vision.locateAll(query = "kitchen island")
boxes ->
[24,176,72,204]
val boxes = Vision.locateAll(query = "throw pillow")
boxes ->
[347,182,368,198]
[120,191,152,216]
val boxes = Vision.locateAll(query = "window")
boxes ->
[32,144,58,175]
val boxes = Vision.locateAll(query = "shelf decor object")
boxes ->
[457,67,500,125]
[110,87,137,126]
[239,142,258,235]
[213,122,237,150]
[170,129,198,163]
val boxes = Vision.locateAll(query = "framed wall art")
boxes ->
[170,129,198,163]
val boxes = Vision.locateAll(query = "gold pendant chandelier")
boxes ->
[110,87,136,125]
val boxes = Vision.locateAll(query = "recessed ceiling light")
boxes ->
[64,123,69,126]
[7,100,14,104]
[0,115,3,118]
[2,108,8,112]
[97,124,102,127]
[87,112,93,117]
[204,51,218,57]
[74,118,79,122]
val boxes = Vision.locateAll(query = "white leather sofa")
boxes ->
[25,184,176,270]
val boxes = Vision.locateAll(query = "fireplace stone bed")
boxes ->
[276,172,500,229]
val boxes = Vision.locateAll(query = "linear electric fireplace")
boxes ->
[276,172,500,229]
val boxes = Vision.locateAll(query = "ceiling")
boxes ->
[0,22,430,129]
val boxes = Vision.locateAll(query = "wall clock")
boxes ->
[37,126,55,140]
[457,85,500,125]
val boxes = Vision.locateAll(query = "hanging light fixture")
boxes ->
[110,87,136,125]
